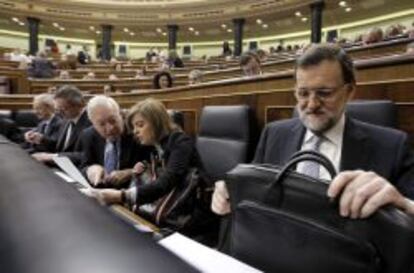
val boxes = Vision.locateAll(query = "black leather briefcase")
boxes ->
[226,150,414,273]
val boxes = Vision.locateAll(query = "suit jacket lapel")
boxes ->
[280,119,305,163]
[66,111,87,151]
[340,117,370,171]
[56,120,70,151]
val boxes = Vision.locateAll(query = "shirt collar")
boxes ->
[69,109,85,125]
[304,113,346,146]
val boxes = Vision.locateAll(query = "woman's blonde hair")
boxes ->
[127,98,173,141]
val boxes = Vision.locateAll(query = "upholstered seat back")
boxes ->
[11,110,40,132]
[345,100,396,128]
[293,100,397,128]
[196,105,255,182]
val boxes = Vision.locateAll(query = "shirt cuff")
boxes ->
[126,187,137,205]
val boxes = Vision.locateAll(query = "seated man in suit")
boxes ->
[32,85,91,165]
[212,43,414,218]
[23,94,63,153]
[80,95,152,188]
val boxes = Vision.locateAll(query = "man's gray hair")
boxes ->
[87,95,120,119]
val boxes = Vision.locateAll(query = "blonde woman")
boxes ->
[84,98,198,228]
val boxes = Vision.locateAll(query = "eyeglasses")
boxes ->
[295,84,347,102]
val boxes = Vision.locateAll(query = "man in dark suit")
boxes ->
[23,94,63,153]
[212,44,414,218]
[80,95,152,188]
[32,85,91,165]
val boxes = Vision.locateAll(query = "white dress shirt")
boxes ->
[297,114,346,181]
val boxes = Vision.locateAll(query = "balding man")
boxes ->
[80,95,152,188]
[32,85,91,165]
[23,93,62,153]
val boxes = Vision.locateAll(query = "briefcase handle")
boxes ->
[264,151,337,207]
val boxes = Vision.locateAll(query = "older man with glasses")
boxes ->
[212,43,414,218]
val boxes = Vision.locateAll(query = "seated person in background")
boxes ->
[153,71,173,89]
[32,85,91,165]
[362,27,384,44]
[407,42,414,55]
[158,61,171,71]
[65,44,75,56]
[28,51,56,79]
[79,95,152,188]
[77,46,90,65]
[83,98,199,230]
[188,69,203,85]
[103,84,115,94]
[407,22,414,39]
[10,48,31,69]
[114,63,122,72]
[385,24,404,39]
[240,51,262,77]
[134,68,146,79]
[212,43,414,219]
[23,94,63,153]
[108,74,118,80]
[256,49,268,63]
[47,85,58,94]
[222,41,233,57]
[276,45,284,53]
[83,71,96,80]
[145,47,157,62]
[58,70,71,80]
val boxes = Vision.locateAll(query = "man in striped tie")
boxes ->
[212,43,414,218]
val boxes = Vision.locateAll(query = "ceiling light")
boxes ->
[18,22,25,26]
[301,17,308,22]
[89,26,95,31]
[60,27,65,31]
[53,22,59,27]
[12,17,19,22]
[262,24,268,29]
[156,28,162,33]
[221,24,227,29]
[195,31,199,35]
[130,32,135,36]
[345,7,352,12]
[162,32,167,36]
[227,29,232,33]
[295,11,302,17]
[188,27,194,32]
[339,1,347,7]
[256,19,262,24]
[96,30,101,34]
[123,28,129,32]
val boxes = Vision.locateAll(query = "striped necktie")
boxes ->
[301,135,324,178]
[104,140,118,174]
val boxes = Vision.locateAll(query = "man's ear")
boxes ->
[347,83,356,100]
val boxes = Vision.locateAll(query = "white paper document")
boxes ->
[159,233,263,273]
[54,170,76,183]
[53,156,91,188]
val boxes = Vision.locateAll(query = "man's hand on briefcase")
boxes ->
[328,170,414,218]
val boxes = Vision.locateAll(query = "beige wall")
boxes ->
[0,10,412,59]
[339,14,414,41]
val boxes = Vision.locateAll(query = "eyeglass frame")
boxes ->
[294,83,350,103]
